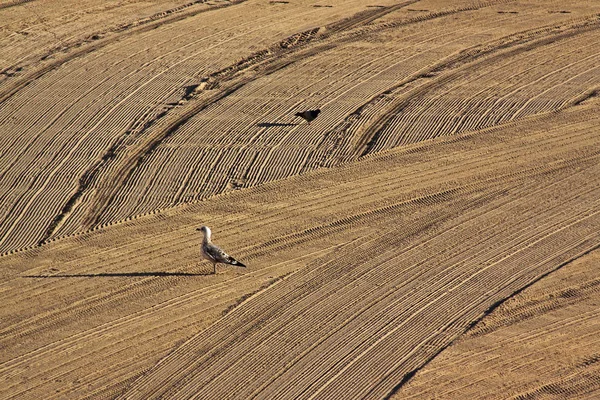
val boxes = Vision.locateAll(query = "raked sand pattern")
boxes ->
[1,0,600,399]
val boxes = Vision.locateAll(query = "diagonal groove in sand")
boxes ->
[122,181,600,399]
[2,117,599,397]
[0,101,596,397]
[109,105,600,399]
[2,2,600,398]
[4,0,599,256]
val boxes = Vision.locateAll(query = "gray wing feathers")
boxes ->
[204,243,230,263]
[204,242,245,266]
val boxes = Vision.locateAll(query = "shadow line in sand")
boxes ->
[23,271,211,278]
[257,122,298,127]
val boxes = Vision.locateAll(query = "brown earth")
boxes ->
[0,0,599,399]
[398,249,600,399]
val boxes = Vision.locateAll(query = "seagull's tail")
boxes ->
[229,259,246,268]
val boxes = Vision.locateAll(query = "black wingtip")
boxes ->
[234,261,247,268]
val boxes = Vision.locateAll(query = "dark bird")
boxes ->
[295,109,321,124]
[196,226,246,274]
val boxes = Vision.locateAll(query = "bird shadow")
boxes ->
[257,122,298,128]
[23,271,212,278]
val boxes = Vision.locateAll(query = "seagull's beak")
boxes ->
[196,228,202,231]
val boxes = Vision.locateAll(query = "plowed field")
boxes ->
[1,0,599,399]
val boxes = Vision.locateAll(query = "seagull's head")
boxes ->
[196,226,211,238]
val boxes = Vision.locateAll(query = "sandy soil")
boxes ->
[1,0,599,399]
[399,249,600,399]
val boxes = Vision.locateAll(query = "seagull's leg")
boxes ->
[213,262,217,275]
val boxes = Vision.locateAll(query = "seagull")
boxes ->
[196,226,246,274]
[295,109,321,124]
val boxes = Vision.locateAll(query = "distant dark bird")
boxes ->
[295,109,321,124]
[196,226,246,274]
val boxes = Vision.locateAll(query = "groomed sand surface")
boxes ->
[1,0,599,398]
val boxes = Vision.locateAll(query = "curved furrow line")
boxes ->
[244,284,414,399]
[0,66,169,248]
[354,16,600,155]
[2,104,592,270]
[0,0,383,252]
[392,33,596,136]
[349,38,552,152]
[119,159,600,396]
[228,40,388,152]
[471,38,600,119]
[0,62,165,225]
[403,308,600,398]
[246,216,516,399]
[179,38,450,173]
[2,101,593,396]
[80,46,312,227]
[1,183,488,348]
[2,105,596,316]
[0,253,323,398]
[274,184,600,396]
[259,19,487,156]
[3,102,596,266]
[0,0,246,101]
[187,186,574,397]
[0,71,107,167]
[420,314,600,386]
[309,212,600,399]
[146,214,600,400]
[510,64,600,120]
[140,44,378,204]
[78,0,524,225]
[378,35,600,149]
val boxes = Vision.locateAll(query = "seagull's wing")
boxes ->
[203,242,228,262]
[204,242,245,267]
